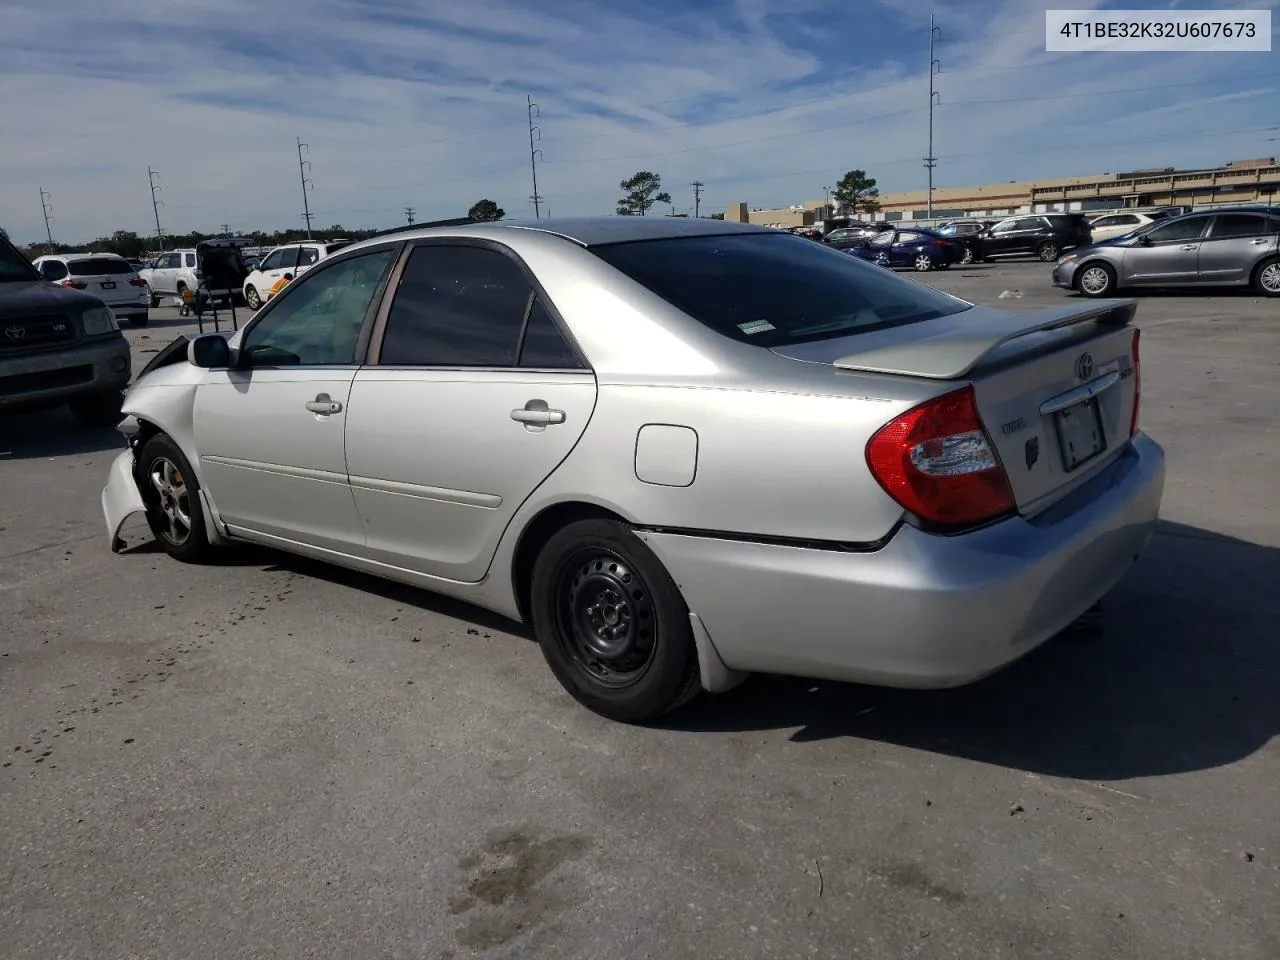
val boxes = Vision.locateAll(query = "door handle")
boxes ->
[1179,244,1198,251]
[1250,238,1269,245]
[511,407,566,425]
[305,393,343,415]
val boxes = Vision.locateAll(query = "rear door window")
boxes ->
[1208,213,1266,239]
[40,260,69,281]
[299,247,321,266]
[591,232,970,348]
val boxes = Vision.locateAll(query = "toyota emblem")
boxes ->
[4,325,26,340]
[1075,352,1094,380]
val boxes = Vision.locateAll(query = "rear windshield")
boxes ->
[69,257,134,276]
[591,233,970,347]
[324,241,351,256]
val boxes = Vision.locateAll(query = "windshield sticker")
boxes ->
[737,319,776,335]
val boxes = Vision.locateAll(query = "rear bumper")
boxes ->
[638,433,1165,688]
[0,336,131,410]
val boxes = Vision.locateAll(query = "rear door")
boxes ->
[1119,214,1211,285]
[1196,212,1278,283]
[344,241,596,582]
[66,257,138,310]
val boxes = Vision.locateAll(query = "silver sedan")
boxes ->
[103,217,1165,722]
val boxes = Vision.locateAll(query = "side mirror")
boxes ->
[188,333,231,369]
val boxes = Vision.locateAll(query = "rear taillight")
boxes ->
[1129,328,1141,437]
[59,279,87,289]
[128,277,147,287]
[866,386,1015,528]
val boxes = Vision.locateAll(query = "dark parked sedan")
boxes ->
[850,228,959,272]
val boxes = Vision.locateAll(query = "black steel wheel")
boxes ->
[531,518,700,722]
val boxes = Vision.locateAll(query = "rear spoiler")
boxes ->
[830,300,1136,380]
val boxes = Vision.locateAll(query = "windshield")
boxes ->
[591,232,970,348]
[68,257,134,276]
[0,240,38,282]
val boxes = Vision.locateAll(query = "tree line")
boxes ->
[4,172,882,257]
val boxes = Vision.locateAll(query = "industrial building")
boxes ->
[728,157,1280,226]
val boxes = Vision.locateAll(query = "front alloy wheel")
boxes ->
[149,457,193,548]
[137,434,217,563]
[244,285,262,310]
[1077,263,1115,298]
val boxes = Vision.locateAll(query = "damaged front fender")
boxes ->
[102,449,146,552]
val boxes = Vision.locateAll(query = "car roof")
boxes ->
[40,251,128,261]
[370,216,774,249]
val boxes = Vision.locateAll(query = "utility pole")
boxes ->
[404,206,416,225]
[219,223,231,236]
[924,14,942,219]
[691,180,704,218]
[297,136,314,239]
[821,184,831,217]
[148,167,166,251]
[527,95,544,218]
[38,187,55,250]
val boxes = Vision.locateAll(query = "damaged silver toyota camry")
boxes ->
[102,217,1165,723]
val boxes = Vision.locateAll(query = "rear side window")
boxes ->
[299,247,320,266]
[591,233,970,348]
[1209,213,1266,239]
[519,298,583,369]
[184,253,196,268]
[69,257,133,276]
[39,260,69,281]
[379,245,531,366]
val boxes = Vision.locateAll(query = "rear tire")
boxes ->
[530,519,700,723]
[960,246,975,265]
[1252,257,1280,297]
[136,434,218,563]
[913,253,934,272]
[1076,262,1116,298]
[1038,241,1061,262]
[127,314,149,328]
[68,390,124,428]
[144,284,159,308]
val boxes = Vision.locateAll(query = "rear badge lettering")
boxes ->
[1025,436,1040,470]
[1001,417,1027,436]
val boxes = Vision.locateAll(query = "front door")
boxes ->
[1119,214,1211,285]
[1196,212,1278,283]
[344,242,597,583]
[193,245,399,553]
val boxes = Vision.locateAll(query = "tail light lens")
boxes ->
[128,277,147,287]
[59,279,88,289]
[866,386,1015,528]
[1129,328,1141,437]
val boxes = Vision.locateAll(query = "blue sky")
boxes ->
[1,0,1276,243]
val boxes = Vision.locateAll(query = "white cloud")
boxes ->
[0,0,1276,242]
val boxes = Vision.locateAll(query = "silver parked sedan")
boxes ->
[103,217,1165,722]
[1053,205,1280,298]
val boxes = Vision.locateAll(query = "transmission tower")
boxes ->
[404,206,416,225]
[297,137,314,239]
[147,167,166,251]
[527,95,544,218]
[924,14,942,219]
[38,187,55,250]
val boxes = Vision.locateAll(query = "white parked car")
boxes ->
[1087,211,1175,243]
[33,253,150,327]
[242,240,351,309]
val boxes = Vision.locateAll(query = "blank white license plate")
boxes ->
[1054,397,1106,472]
[100,281,116,289]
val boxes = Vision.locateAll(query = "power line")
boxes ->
[147,167,165,251]
[38,187,54,250]
[691,180,704,218]
[404,206,416,225]
[528,94,545,219]
[297,136,314,240]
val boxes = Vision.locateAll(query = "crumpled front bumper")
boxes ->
[102,448,145,552]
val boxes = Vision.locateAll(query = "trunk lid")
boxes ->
[66,257,142,308]
[771,300,1140,514]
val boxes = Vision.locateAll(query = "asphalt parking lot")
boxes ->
[2,260,1277,959]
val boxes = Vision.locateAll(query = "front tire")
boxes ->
[1077,262,1116,298]
[136,434,218,563]
[1252,257,1280,297]
[1038,241,1061,262]
[244,285,262,310]
[68,390,124,428]
[530,519,700,723]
